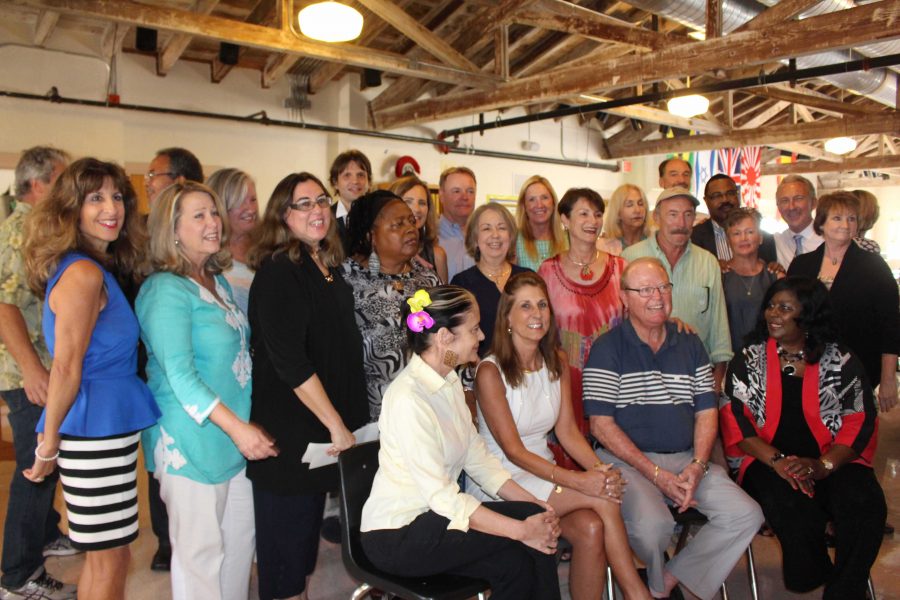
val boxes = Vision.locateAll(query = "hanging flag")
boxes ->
[692,150,717,196]
[740,146,762,208]
[716,148,742,184]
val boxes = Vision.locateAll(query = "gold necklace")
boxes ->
[480,263,511,281]
[567,250,598,280]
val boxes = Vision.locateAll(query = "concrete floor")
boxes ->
[1,407,898,599]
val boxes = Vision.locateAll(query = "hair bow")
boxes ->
[406,289,432,313]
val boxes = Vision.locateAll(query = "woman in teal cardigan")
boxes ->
[137,182,277,600]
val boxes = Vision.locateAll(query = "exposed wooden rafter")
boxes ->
[8,0,501,88]
[608,113,900,158]
[746,85,881,118]
[370,0,900,129]
[510,0,688,51]
[33,9,59,45]
[157,0,219,76]
[762,154,900,175]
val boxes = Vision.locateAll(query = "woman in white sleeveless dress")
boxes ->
[472,271,651,600]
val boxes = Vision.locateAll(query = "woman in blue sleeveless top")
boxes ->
[22,158,160,599]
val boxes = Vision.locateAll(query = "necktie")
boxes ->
[793,234,804,257]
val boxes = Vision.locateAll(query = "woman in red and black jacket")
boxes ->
[721,276,883,600]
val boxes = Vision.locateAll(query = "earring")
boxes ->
[368,251,381,276]
[174,239,180,246]
[442,349,458,368]
[507,327,512,334]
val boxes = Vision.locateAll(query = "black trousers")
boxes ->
[742,461,886,600]
[361,501,560,600]
[147,472,170,549]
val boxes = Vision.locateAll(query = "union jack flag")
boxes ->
[716,148,742,185]
[740,146,762,208]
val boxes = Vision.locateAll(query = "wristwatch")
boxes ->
[820,457,835,473]
[770,452,786,467]
[690,458,710,475]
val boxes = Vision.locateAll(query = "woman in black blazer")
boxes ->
[787,191,899,413]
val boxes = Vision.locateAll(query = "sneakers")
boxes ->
[0,567,76,600]
[42,535,81,557]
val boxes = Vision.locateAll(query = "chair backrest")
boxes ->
[338,440,382,576]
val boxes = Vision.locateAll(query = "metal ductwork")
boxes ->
[622,0,898,108]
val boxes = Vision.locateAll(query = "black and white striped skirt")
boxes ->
[57,431,141,551]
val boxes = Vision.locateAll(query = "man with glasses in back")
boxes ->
[623,188,732,392]
[145,147,204,205]
[692,174,777,264]
[583,257,763,600]
[773,174,822,269]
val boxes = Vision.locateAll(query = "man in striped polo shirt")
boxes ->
[584,257,762,600]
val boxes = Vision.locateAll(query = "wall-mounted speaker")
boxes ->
[219,43,240,66]
[135,27,157,52]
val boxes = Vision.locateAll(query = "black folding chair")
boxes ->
[338,441,489,600]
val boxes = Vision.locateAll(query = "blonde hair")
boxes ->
[24,158,147,297]
[247,172,343,270]
[390,175,437,246]
[147,181,232,276]
[603,184,652,239]
[464,203,517,261]
[206,168,254,213]
[515,175,566,262]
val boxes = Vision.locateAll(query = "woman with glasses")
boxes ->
[342,190,440,421]
[722,207,781,355]
[537,188,625,468]
[137,181,277,600]
[206,168,259,314]
[721,277,885,599]
[245,173,368,600]
[390,175,448,283]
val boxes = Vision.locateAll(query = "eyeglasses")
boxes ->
[146,171,176,181]
[706,190,738,202]
[288,195,333,212]
[623,283,674,297]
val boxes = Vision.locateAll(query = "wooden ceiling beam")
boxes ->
[738,100,790,129]
[762,154,900,175]
[371,0,900,130]
[769,141,842,161]
[734,0,826,33]
[100,20,128,58]
[355,0,478,72]
[210,0,272,84]
[9,0,500,88]
[511,0,688,51]
[745,85,881,118]
[157,0,220,76]
[33,10,59,45]
[608,113,900,158]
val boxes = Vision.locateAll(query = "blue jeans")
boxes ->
[1,389,63,588]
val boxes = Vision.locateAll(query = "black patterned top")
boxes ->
[341,258,440,421]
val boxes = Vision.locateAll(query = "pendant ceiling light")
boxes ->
[298,1,363,43]
[667,94,710,118]
[823,136,858,155]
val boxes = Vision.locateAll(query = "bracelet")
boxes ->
[34,441,59,462]
[690,458,710,476]
[769,452,786,467]
[652,464,660,485]
[550,466,557,482]
[592,461,603,469]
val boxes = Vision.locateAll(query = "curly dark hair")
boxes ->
[747,276,839,363]
[346,189,404,257]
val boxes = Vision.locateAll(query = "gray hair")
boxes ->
[776,174,816,201]
[206,168,255,212]
[14,146,70,200]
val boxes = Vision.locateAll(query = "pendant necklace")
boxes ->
[568,250,598,281]
[480,263,511,283]
[776,343,805,375]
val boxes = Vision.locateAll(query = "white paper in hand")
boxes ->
[301,422,380,469]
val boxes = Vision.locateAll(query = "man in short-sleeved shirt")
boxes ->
[584,257,762,600]
[437,167,477,280]
[0,146,77,599]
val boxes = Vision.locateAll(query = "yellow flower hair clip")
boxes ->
[406,289,432,314]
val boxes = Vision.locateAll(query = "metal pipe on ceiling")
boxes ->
[438,53,900,140]
[0,88,618,171]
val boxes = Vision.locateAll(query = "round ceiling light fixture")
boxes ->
[823,136,858,155]
[666,94,710,118]
[298,1,364,43]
